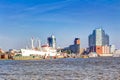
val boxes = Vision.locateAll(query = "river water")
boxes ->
[0,57,120,80]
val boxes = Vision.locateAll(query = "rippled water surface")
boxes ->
[0,57,120,80]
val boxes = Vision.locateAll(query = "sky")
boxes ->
[0,0,120,50]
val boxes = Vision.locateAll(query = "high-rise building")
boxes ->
[89,28,109,54]
[47,35,56,49]
[74,38,80,45]
[74,38,80,54]
[69,38,80,54]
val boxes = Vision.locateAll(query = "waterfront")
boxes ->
[0,57,120,80]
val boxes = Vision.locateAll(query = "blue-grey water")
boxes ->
[0,57,120,80]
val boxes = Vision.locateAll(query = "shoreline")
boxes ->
[0,56,119,61]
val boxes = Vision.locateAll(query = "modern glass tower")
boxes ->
[89,28,109,54]
[47,35,56,49]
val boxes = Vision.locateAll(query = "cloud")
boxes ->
[8,0,73,19]
[25,1,69,12]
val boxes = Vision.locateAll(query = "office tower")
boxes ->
[69,38,80,54]
[48,35,56,49]
[89,28,109,54]
[74,38,80,54]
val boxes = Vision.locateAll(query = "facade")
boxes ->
[110,45,115,54]
[113,49,120,57]
[69,38,80,54]
[102,45,110,54]
[69,45,76,53]
[89,28,109,54]
[74,38,80,45]
[47,35,56,49]
[80,48,85,54]
[0,48,5,54]
[74,38,80,54]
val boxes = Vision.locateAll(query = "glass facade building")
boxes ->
[89,28,109,54]
[47,35,56,49]
[89,28,109,47]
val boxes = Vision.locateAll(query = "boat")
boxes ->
[21,48,57,57]
[20,38,57,57]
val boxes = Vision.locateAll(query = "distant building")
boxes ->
[74,38,80,53]
[80,48,85,54]
[0,48,5,54]
[74,38,80,45]
[88,52,98,57]
[110,45,115,54]
[113,49,120,57]
[89,28,109,54]
[69,38,80,54]
[102,45,110,54]
[47,35,56,49]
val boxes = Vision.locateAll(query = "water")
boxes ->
[0,57,120,80]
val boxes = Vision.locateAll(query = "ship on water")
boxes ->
[20,36,58,57]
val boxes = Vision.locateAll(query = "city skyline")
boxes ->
[0,0,120,50]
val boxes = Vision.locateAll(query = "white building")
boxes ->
[110,45,115,54]
[113,49,120,57]
[88,52,98,57]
